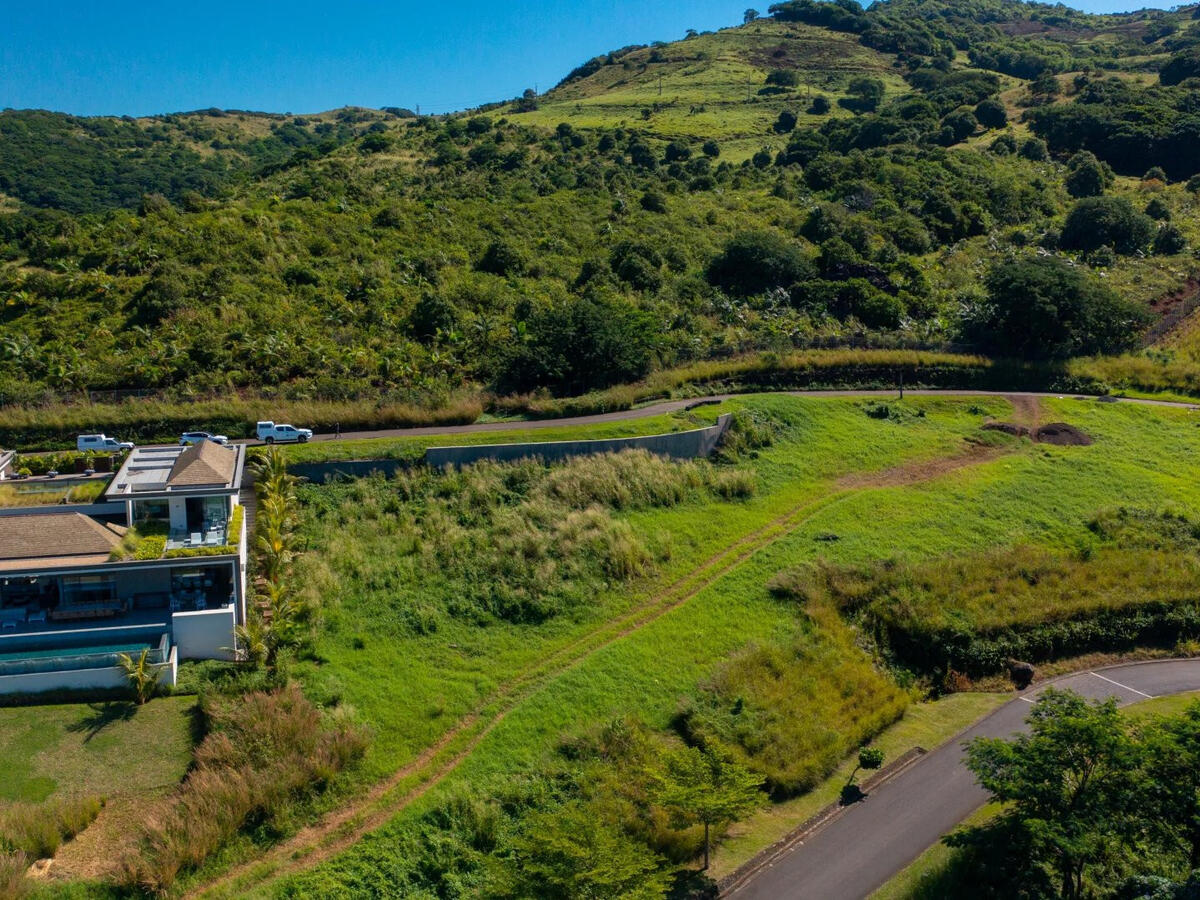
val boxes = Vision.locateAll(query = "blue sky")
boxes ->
[0,1,1173,117]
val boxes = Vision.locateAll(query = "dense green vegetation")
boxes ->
[6,0,1200,435]
[926,690,1200,899]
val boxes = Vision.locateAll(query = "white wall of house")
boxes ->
[173,607,236,660]
[168,497,188,533]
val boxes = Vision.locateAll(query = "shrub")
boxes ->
[967,256,1150,360]
[677,620,907,798]
[706,231,813,296]
[1061,196,1155,255]
[120,684,366,892]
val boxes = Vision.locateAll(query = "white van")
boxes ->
[77,434,134,452]
[256,421,313,444]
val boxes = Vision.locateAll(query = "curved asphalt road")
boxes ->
[724,659,1200,900]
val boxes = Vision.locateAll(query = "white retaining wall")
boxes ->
[172,606,236,660]
[0,646,177,696]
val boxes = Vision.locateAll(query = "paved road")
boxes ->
[725,659,1200,900]
[226,389,1199,448]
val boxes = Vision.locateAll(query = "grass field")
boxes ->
[0,697,196,883]
[172,391,1200,899]
[21,392,1200,898]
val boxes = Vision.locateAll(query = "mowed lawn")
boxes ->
[0,696,196,880]
[0,697,195,804]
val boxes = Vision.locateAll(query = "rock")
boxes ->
[1008,659,1036,689]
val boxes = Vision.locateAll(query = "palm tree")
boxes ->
[116,648,160,705]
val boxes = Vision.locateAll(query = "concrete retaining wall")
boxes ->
[287,415,732,482]
[173,607,236,660]
[425,414,732,469]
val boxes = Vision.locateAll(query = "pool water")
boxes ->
[0,642,151,662]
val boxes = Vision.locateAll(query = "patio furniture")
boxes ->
[203,531,220,546]
[189,532,201,546]
[0,608,26,629]
[26,610,46,624]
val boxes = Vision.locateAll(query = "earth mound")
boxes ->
[1034,422,1093,446]
[981,421,1093,446]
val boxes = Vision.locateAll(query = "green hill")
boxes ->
[4,0,1200,434]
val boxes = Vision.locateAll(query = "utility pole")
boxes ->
[899,371,904,400]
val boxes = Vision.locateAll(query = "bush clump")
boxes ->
[120,683,366,893]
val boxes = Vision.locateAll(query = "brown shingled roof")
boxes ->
[0,513,125,562]
[167,440,236,487]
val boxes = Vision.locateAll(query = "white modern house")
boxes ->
[0,441,249,695]
[0,448,13,480]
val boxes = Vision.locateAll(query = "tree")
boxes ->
[969,256,1150,359]
[1154,224,1187,256]
[774,110,798,133]
[477,239,528,277]
[845,77,884,112]
[117,647,161,704]
[744,8,760,24]
[706,231,813,296]
[1061,196,1155,255]
[658,746,762,869]
[810,95,831,115]
[948,690,1139,900]
[842,746,885,802]
[974,98,1008,130]
[497,294,658,395]
[766,69,799,88]
[701,139,721,158]
[497,800,670,900]
[1140,701,1200,870]
[1065,151,1113,198]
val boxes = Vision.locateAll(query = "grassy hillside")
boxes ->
[4,0,1200,431]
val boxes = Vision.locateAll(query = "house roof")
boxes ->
[0,512,125,570]
[107,442,242,497]
[167,441,237,487]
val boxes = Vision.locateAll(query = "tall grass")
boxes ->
[677,609,908,798]
[301,449,756,627]
[0,796,103,859]
[119,683,367,894]
[0,852,28,899]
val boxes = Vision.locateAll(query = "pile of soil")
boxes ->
[1034,422,1094,446]
[981,421,1093,446]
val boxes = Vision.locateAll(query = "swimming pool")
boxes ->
[0,642,151,663]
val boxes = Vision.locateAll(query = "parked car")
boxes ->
[256,421,313,444]
[180,431,229,446]
[77,434,134,452]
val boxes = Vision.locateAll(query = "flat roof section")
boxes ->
[107,443,243,497]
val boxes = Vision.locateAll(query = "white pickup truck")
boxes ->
[77,433,134,452]
[256,421,313,444]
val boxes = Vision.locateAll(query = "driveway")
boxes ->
[725,659,1200,900]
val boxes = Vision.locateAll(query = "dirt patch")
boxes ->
[1035,423,1093,446]
[981,420,1092,447]
[982,422,1031,439]
[1147,277,1200,347]
[837,442,1012,490]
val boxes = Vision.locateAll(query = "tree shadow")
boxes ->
[65,701,137,743]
